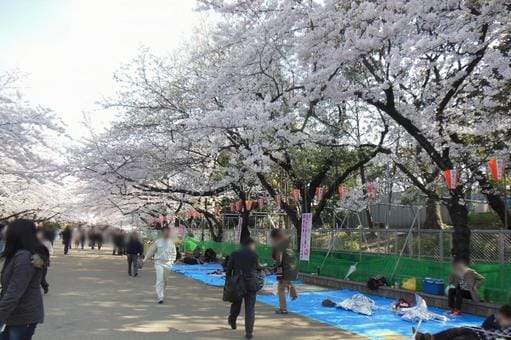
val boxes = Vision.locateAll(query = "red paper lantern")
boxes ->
[338,184,348,200]
[315,186,324,201]
[257,198,264,209]
[291,189,301,201]
[245,199,253,210]
[275,194,282,207]
[443,169,459,190]
[488,159,505,182]
[367,182,377,200]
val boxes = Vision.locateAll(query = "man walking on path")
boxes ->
[61,225,72,255]
[126,232,144,277]
[226,238,262,339]
[143,226,176,304]
[271,229,298,314]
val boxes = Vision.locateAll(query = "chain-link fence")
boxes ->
[309,228,511,264]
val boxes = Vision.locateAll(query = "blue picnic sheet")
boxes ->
[172,263,225,286]
[172,263,301,287]
[256,289,485,339]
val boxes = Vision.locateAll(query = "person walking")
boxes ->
[61,226,72,255]
[143,227,176,304]
[0,220,49,340]
[37,230,53,294]
[126,232,144,277]
[225,238,262,339]
[79,228,86,250]
[95,229,103,251]
[42,226,55,246]
[270,228,298,314]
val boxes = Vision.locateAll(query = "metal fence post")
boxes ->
[359,227,363,261]
[377,230,381,254]
[439,230,444,262]
[499,230,505,264]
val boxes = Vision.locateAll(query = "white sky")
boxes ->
[0,0,199,136]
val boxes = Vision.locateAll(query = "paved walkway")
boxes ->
[35,246,362,339]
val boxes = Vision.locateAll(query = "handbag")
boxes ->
[223,272,246,303]
[255,270,266,292]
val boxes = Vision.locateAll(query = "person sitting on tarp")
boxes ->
[447,257,485,316]
[204,248,217,263]
[414,304,511,340]
[193,245,202,259]
[181,245,202,265]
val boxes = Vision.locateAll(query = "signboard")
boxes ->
[299,213,312,261]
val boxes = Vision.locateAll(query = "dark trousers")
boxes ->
[229,292,256,336]
[127,254,139,275]
[63,241,70,254]
[40,267,49,290]
[432,327,479,340]
[448,287,472,310]
[0,323,37,340]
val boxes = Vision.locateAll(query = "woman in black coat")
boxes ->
[0,220,49,340]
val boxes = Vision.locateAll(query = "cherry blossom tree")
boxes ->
[0,71,66,220]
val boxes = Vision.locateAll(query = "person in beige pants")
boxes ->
[270,229,298,314]
[142,227,176,304]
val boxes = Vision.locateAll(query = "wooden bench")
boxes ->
[298,273,500,317]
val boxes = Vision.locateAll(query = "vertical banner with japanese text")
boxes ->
[300,213,312,261]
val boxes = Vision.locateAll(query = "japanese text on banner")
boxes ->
[300,213,312,261]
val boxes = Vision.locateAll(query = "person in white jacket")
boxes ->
[143,226,176,304]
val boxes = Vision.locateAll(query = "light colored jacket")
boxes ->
[144,238,176,265]
[449,268,485,301]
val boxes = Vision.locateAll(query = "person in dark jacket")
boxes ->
[225,238,261,339]
[126,232,144,277]
[0,220,49,340]
[42,226,55,246]
[271,228,298,314]
[61,226,72,255]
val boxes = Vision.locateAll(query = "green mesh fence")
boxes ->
[185,237,511,304]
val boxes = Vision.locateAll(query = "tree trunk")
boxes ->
[447,192,471,261]
[294,215,302,251]
[359,165,374,228]
[240,207,251,244]
[423,198,443,229]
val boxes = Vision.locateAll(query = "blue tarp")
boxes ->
[172,263,225,286]
[172,263,301,287]
[172,264,484,339]
[257,289,485,339]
